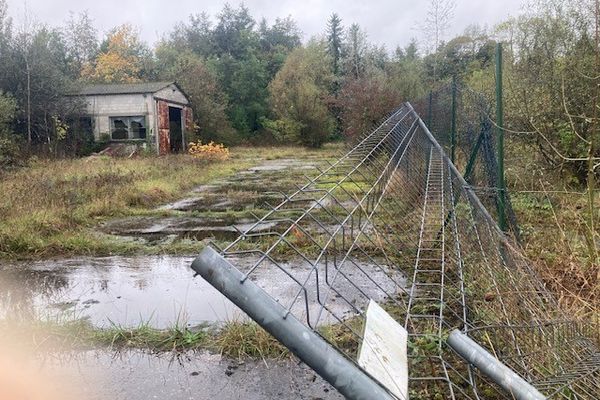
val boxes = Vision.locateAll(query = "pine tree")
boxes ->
[326,13,344,78]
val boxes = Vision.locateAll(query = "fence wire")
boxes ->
[206,102,598,399]
[413,82,522,242]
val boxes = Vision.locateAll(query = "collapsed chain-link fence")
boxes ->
[192,103,599,399]
[413,82,521,242]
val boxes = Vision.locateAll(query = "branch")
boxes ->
[562,76,590,144]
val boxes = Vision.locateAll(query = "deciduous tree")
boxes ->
[268,41,335,147]
[82,24,151,83]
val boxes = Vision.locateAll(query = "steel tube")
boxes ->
[191,246,397,400]
[447,330,546,400]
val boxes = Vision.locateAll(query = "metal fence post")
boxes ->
[495,42,507,231]
[448,330,546,400]
[191,247,397,400]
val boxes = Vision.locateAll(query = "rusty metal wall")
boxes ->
[157,100,170,155]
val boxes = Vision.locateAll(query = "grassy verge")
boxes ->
[0,145,340,260]
[1,318,289,359]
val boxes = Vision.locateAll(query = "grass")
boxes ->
[214,321,289,359]
[0,144,341,260]
[0,154,244,259]
[1,318,208,352]
[0,317,290,359]
[504,140,599,319]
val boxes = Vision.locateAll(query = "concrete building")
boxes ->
[71,82,193,155]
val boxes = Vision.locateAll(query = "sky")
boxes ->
[6,0,527,50]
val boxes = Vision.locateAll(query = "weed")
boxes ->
[213,321,289,359]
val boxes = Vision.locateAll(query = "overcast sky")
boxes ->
[6,0,527,50]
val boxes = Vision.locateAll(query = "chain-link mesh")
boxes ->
[414,82,522,242]
[203,103,598,399]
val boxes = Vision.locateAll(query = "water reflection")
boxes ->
[0,256,244,328]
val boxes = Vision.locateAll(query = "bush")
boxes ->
[0,92,20,168]
[268,41,335,148]
[188,141,230,161]
[0,135,20,168]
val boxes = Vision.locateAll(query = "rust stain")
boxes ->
[184,106,194,134]
[157,100,170,155]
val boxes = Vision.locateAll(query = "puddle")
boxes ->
[247,158,318,172]
[0,254,406,330]
[223,255,407,327]
[0,256,244,328]
[102,217,283,243]
[11,349,341,400]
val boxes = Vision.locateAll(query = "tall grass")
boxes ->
[506,141,599,319]
[0,153,251,259]
[0,144,341,260]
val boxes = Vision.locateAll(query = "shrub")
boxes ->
[187,140,230,161]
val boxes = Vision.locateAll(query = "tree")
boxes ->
[481,0,600,264]
[326,13,344,79]
[6,22,81,150]
[210,4,269,135]
[387,40,426,102]
[0,91,15,135]
[0,91,18,166]
[424,28,494,81]
[155,48,236,144]
[168,13,214,57]
[213,3,255,58]
[343,23,367,78]
[82,24,152,83]
[161,6,302,137]
[63,11,98,78]
[420,0,456,82]
[338,76,401,139]
[268,41,335,147]
[258,16,301,79]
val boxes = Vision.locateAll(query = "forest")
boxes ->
[0,0,596,165]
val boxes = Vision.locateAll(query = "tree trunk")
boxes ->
[26,58,31,145]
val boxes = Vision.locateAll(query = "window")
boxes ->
[110,116,147,140]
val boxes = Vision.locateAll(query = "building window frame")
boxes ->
[109,115,147,141]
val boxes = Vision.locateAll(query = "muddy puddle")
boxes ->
[0,254,406,329]
[3,349,341,400]
[0,256,244,328]
[101,216,284,244]
[101,158,320,245]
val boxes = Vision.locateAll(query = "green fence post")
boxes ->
[451,76,457,163]
[495,43,507,231]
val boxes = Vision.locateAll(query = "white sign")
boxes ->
[358,300,409,400]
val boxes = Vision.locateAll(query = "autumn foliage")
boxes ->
[187,141,230,161]
[81,24,146,83]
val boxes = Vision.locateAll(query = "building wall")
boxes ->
[85,93,156,142]
[154,84,189,105]
[83,85,189,154]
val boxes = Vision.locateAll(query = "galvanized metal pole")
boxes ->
[447,330,546,400]
[495,43,507,231]
[191,247,396,400]
[451,76,457,163]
